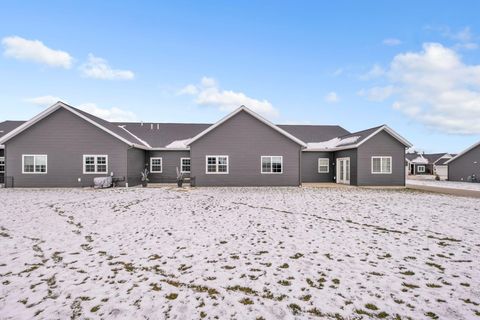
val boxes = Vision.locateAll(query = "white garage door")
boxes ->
[435,165,448,180]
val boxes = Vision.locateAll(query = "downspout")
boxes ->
[299,148,302,186]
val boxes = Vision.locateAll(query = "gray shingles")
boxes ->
[0,121,26,139]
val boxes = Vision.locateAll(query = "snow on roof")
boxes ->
[165,138,191,149]
[306,136,360,150]
[410,155,429,164]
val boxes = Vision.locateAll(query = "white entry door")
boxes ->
[336,157,350,184]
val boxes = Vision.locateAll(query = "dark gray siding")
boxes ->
[148,150,190,183]
[301,151,334,183]
[190,110,302,186]
[127,148,146,186]
[334,149,358,185]
[5,108,129,187]
[356,130,406,186]
[448,144,480,181]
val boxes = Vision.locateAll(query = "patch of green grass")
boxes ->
[369,271,384,276]
[226,285,258,296]
[222,265,236,270]
[377,311,389,318]
[279,263,289,269]
[307,308,325,317]
[425,311,439,319]
[460,282,470,287]
[402,282,419,289]
[426,262,445,272]
[426,283,442,288]
[90,305,101,313]
[239,297,254,305]
[165,293,178,300]
[288,303,302,315]
[400,270,415,276]
[278,280,291,286]
[332,278,340,285]
[290,253,304,259]
[365,303,378,311]
[299,294,311,301]
[150,283,162,291]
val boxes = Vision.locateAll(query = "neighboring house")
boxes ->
[405,152,453,179]
[446,141,480,182]
[0,101,412,187]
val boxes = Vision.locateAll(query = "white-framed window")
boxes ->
[417,165,426,173]
[150,157,163,173]
[206,155,229,174]
[261,156,283,174]
[83,155,108,174]
[318,158,329,173]
[22,155,47,174]
[371,156,392,174]
[180,157,191,173]
[0,157,4,173]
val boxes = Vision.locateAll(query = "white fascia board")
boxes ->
[445,141,480,164]
[186,106,307,147]
[149,147,190,151]
[303,125,412,152]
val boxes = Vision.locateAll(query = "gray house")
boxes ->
[405,152,453,179]
[0,102,412,187]
[446,141,480,182]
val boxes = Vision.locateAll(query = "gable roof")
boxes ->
[0,120,26,139]
[277,124,350,143]
[445,141,480,164]
[113,122,211,149]
[185,106,308,147]
[305,125,412,151]
[0,102,149,149]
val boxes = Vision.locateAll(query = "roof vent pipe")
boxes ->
[141,121,144,126]
[151,124,153,130]
[157,123,159,130]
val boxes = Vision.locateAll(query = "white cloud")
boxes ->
[383,38,402,46]
[80,54,135,80]
[363,42,480,134]
[179,77,278,117]
[332,68,344,76]
[78,103,137,122]
[360,64,385,80]
[427,26,478,51]
[2,36,73,68]
[25,96,136,122]
[324,92,339,103]
[357,86,395,102]
[25,95,62,107]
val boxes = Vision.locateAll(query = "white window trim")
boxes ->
[180,157,191,173]
[0,156,4,173]
[205,155,229,174]
[22,154,48,174]
[318,158,329,173]
[417,165,426,173]
[371,156,392,174]
[150,157,163,173]
[83,155,109,174]
[261,156,283,174]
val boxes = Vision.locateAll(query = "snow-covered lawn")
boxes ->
[407,179,480,191]
[1,187,479,319]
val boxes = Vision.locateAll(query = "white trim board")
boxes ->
[445,141,480,164]
[186,106,307,147]
[305,125,413,152]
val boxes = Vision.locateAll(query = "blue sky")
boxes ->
[1,1,480,153]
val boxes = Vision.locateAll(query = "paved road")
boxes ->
[406,183,480,198]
